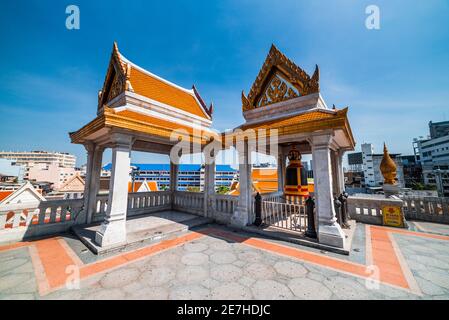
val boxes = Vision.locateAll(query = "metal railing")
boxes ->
[261,200,307,232]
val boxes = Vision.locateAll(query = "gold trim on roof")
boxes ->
[242,44,320,112]
[69,107,209,145]
[98,42,129,110]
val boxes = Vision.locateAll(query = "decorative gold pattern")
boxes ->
[98,42,129,110]
[107,73,125,102]
[242,44,320,111]
[380,143,397,185]
[257,74,299,107]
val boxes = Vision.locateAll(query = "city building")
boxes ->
[0,151,76,168]
[400,155,423,187]
[346,143,404,188]
[26,162,77,190]
[48,173,86,199]
[414,134,449,166]
[0,159,25,183]
[347,152,363,172]
[413,120,449,196]
[102,163,237,191]
[429,120,449,139]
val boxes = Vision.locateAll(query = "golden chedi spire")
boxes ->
[380,143,397,185]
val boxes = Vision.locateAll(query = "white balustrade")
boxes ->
[173,191,204,215]
[401,196,449,223]
[0,199,84,243]
[347,195,403,225]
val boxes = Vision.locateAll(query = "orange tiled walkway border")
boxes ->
[1,225,449,297]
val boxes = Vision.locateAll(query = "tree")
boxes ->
[216,186,230,194]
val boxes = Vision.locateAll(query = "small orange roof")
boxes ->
[242,110,335,130]
[0,190,13,202]
[146,181,158,191]
[109,42,211,120]
[115,109,199,135]
[128,181,143,193]
[229,168,279,195]
[128,66,210,119]
[128,181,159,193]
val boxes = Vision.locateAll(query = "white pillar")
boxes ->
[204,159,216,217]
[336,150,345,194]
[330,150,339,196]
[170,161,178,210]
[80,143,95,224]
[232,140,252,226]
[311,135,345,248]
[277,152,286,192]
[170,162,178,192]
[95,133,132,247]
[87,145,104,224]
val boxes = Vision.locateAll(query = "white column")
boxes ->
[95,133,132,247]
[232,140,252,226]
[170,161,178,210]
[87,145,104,224]
[311,135,345,248]
[330,150,339,196]
[336,150,345,194]
[277,152,286,192]
[170,162,178,192]
[204,159,216,217]
[80,143,95,224]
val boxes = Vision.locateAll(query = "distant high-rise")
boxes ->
[346,143,404,188]
[429,120,449,139]
[0,151,76,168]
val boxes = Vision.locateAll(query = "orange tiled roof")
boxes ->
[147,181,158,191]
[0,191,13,202]
[128,181,159,192]
[242,110,335,130]
[128,67,209,119]
[128,181,143,193]
[236,108,355,148]
[69,107,211,144]
[114,109,203,136]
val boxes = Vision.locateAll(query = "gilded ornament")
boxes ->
[380,143,397,185]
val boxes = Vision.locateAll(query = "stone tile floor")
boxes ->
[1,221,449,300]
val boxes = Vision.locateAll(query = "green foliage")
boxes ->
[411,182,437,191]
[216,186,230,194]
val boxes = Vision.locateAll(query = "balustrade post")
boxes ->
[254,192,262,226]
[305,197,317,238]
[334,196,342,225]
[338,192,350,228]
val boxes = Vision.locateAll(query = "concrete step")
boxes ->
[72,214,212,255]
[242,224,351,255]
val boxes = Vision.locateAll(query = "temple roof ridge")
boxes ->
[111,42,211,120]
[118,51,195,96]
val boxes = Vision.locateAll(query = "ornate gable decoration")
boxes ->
[98,42,133,110]
[242,44,320,112]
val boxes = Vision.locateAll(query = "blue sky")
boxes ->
[1,0,448,166]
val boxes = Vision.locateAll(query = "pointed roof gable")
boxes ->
[242,44,320,112]
[57,173,85,192]
[98,42,212,120]
[0,181,46,206]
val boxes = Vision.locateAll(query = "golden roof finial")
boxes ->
[380,143,397,185]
